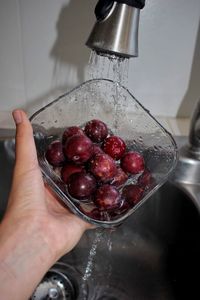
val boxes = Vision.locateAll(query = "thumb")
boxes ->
[12,110,39,175]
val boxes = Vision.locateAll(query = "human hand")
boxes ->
[0,110,91,300]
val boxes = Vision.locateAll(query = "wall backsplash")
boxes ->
[0,0,200,128]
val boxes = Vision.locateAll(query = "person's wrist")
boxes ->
[0,216,58,300]
[0,214,58,267]
[42,216,86,260]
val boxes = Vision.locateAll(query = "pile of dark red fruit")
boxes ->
[45,119,153,221]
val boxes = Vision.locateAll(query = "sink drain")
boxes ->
[31,269,76,300]
[30,262,88,300]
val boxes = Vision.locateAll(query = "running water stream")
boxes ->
[81,228,117,300]
[81,229,104,300]
[87,50,129,85]
[81,51,130,299]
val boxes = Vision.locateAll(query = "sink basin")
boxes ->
[0,136,200,299]
[60,182,200,300]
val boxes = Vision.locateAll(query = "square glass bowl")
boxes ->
[30,79,178,228]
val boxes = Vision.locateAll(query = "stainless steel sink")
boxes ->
[59,180,200,300]
[0,136,200,300]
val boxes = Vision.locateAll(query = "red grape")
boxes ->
[61,162,84,183]
[121,151,145,174]
[62,126,84,144]
[64,134,93,164]
[84,119,108,143]
[109,199,130,217]
[122,184,144,207]
[94,184,121,211]
[68,172,97,199]
[92,144,104,156]
[89,153,117,182]
[84,207,103,220]
[111,167,128,187]
[138,169,154,189]
[102,136,126,160]
[45,140,65,167]
[89,208,104,220]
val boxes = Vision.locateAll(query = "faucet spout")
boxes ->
[86,0,146,58]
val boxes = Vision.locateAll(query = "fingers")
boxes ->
[45,185,93,229]
[12,109,38,175]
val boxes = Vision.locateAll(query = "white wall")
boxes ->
[0,0,200,127]
[131,0,200,118]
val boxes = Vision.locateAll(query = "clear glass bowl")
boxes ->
[30,79,178,228]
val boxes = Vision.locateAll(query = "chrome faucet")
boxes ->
[171,98,200,209]
[86,0,146,58]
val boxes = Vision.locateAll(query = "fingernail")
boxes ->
[12,110,22,125]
